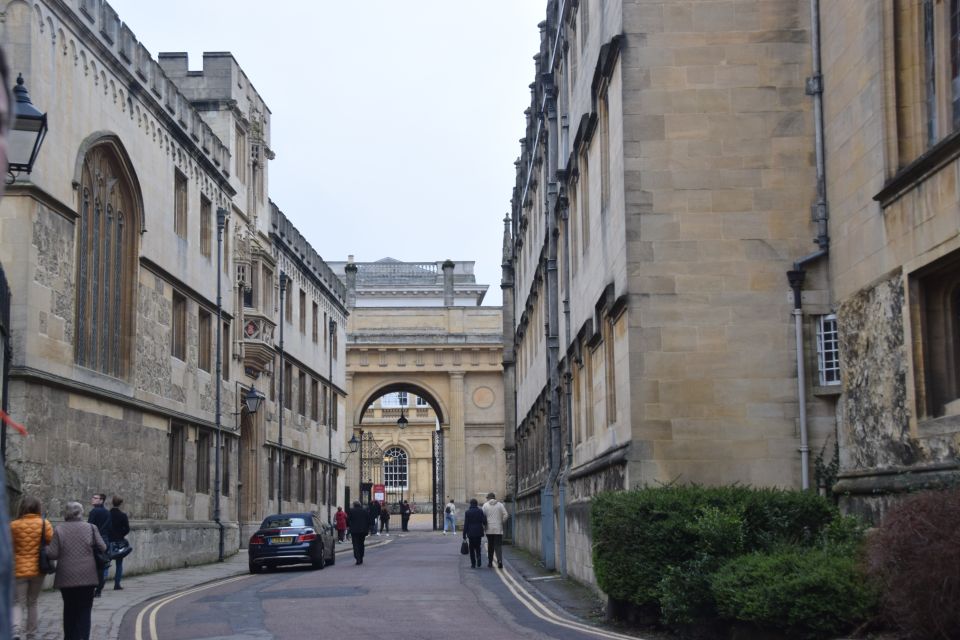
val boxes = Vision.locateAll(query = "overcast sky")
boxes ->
[109,1,546,306]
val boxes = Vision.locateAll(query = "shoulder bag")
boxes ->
[90,524,111,575]
[38,518,56,575]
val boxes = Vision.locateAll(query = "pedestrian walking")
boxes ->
[10,495,53,640]
[400,500,411,532]
[443,497,457,535]
[368,500,381,536]
[347,501,371,565]
[462,498,487,569]
[47,501,107,640]
[334,506,348,543]
[86,494,110,596]
[106,496,130,591]
[379,504,390,535]
[482,492,509,569]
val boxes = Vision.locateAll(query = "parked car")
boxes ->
[248,512,335,574]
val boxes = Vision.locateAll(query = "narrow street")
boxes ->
[118,530,639,640]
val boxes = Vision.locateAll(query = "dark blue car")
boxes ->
[247,512,335,574]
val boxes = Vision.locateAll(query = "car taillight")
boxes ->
[298,533,317,542]
[249,535,265,545]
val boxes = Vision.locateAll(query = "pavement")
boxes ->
[24,514,621,639]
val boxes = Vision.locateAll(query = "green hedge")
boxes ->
[712,545,878,640]
[591,485,838,611]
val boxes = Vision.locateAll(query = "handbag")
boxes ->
[38,517,56,575]
[90,525,111,574]
[108,539,133,560]
[460,540,469,555]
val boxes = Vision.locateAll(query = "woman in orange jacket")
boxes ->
[10,495,53,640]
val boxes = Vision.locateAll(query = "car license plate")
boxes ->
[270,536,293,545]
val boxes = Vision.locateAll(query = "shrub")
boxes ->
[711,545,878,640]
[591,486,838,614]
[866,488,960,639]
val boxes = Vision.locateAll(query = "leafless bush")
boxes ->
[866,488,960,639]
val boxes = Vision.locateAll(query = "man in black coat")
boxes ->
[348,501,371,565]
[368,500,381,536]
[400,500,411,532]
[88,493,111,595]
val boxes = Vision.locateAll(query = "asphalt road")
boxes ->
[118,533,643,640]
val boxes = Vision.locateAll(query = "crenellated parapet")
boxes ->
[19,0,233,187]
[268,201,347,307]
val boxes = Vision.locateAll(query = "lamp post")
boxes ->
[326,318,336,524]
[7,74,47,183]
[214,207,228,561]
[277,272,288,507]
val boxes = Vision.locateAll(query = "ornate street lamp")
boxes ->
[396,405,408,430]
[7,74,47,181]
[347,433,360,454]
[244,384,265,414]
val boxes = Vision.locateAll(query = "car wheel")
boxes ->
[248,561,259,574]
[265,564,277,573]
[312,544,326,570]
[327,546,336,566]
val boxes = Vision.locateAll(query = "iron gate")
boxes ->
[432,426,444,530]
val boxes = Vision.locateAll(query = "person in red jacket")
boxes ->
[334,506,348,542]
[10,496,53,640]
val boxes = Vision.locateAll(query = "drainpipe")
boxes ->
[559,194,573,578]
[786,0,830,491]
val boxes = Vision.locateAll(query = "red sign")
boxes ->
[373,484,386,503]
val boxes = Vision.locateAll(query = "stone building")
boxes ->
[823,1,960,520]
[504,0,835,586]
[0,0,346,572]
[329,258,504,520]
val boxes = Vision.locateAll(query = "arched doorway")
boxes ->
[238,407,258,542]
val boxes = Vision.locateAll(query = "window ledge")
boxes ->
[875,128,960,207]
[812,384,842,397]
[918,413,960,436]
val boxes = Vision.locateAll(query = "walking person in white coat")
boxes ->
[481,492,509,568]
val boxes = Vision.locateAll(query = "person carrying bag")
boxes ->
[10,496,54,639]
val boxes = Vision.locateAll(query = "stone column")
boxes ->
[442,260,455,306]
[344,262,358,309]
[447,371,466,502]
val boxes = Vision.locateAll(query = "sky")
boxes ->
[109,1,547,307]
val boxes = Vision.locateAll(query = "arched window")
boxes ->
[75,143,139,378]
[383,446,408,489]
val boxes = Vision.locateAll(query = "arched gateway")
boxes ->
[328,259,505,526]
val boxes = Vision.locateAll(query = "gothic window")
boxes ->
[198,308,212,373]
[221,321,230,380]
[196,429,211,494]
[200,195,212,257]
[235,126,247,184]
[222,439,231,496]
[174,170,187,238]
[299,289,307,333]
[298,370,307,416]
[384,447,408,489]
[312,302,319,342]
[171,291,186,361]
[283,453,293,499]
[604,316,617,424]
[75,143,140,378]
[297,458,306,503]
[914,251,960,417]
[311,378,319,421]
[168,422,185,491]
[311,460,319,504]
[284,363,293,410]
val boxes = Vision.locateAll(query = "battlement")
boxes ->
[269,201,346,304]
[157,51,272,144]
[61,0,232,178]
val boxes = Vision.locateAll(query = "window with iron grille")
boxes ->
[384,447,408,489]
[816,314,841,386]
[196,429,211,494]
[168,422,185,491]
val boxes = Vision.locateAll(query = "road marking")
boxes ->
[527,575,562,582]
[495,565,646,640]
[134,542,382,640]
[135,574,250,640]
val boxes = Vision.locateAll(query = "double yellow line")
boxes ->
[133,574,250,640]
[494,565,646,640]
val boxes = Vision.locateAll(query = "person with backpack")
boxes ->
[443,498,457,535]
[106,496,131,590]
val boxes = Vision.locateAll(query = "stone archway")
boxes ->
[345,305,506,521]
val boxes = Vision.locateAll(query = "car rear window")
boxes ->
[262,516,308,528]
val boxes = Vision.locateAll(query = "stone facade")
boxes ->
[330,259,504,520]
[504,0,833,588]
[0,0,347,575]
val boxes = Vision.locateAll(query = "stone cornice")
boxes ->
[9,365,238,434]
[262,440,346,470]
[4,184,78,223]
[139,257,234,321]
